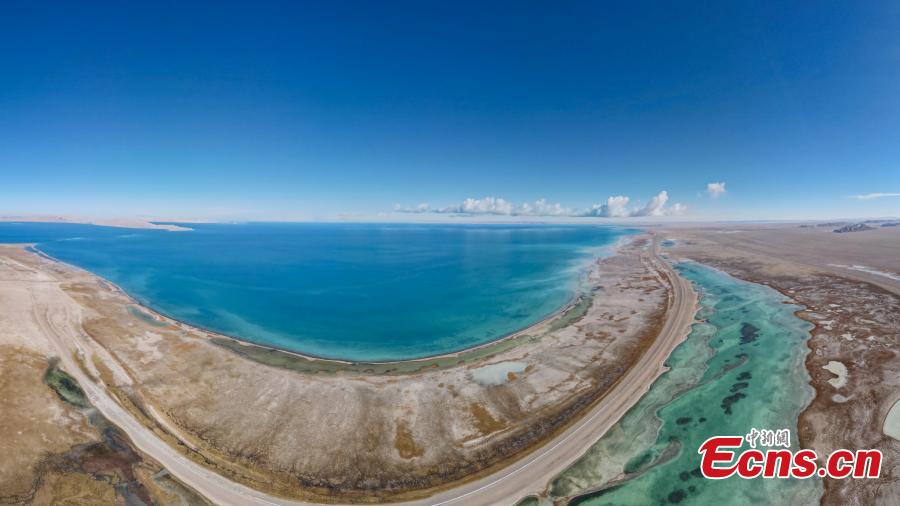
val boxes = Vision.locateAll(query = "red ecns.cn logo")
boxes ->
[698,435,881,480]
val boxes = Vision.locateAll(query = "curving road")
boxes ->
[34,235,697,506]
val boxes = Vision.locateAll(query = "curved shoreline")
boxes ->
[29,239,624,367]
[4,233,695,505]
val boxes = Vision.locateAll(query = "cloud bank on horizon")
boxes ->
[849,192,900,200]
[394,190,686,218]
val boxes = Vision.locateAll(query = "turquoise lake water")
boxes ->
[0,222,632,361]
[546,261,821,505]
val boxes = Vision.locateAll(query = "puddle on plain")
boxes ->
[470,361,528,386]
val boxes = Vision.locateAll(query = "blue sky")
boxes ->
[2,1,899,221]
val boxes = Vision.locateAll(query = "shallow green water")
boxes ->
[127,306,168,327]
[548,261,822,505]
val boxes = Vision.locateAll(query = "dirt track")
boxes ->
[1,236,696,505]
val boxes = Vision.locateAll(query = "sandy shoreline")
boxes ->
[0,232,685,504]
[1,215,194,231]
[28,236,631,367]
[123,284,586,367]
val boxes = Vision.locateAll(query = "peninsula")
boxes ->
[0,234,696,504]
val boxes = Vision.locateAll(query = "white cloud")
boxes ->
[633,190,670,217]
[397,191,685,218]
[605,196,631,217]
[580,196,631,217]
[394,202,431,213]
[706,182,726,198]
[434,197,573,216]
[668,202,688,216]
[849,192,900,200]
[519,198,573,216]
[438,196,513,215]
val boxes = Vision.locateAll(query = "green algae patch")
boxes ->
[549,262,822,505]
[128,306,169,327]
[43,358,90,409]
[40,360,209,505]
[549,296,591,332]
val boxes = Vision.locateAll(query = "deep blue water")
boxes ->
[0,222,633,361]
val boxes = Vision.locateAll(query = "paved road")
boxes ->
[35,236,697,506]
